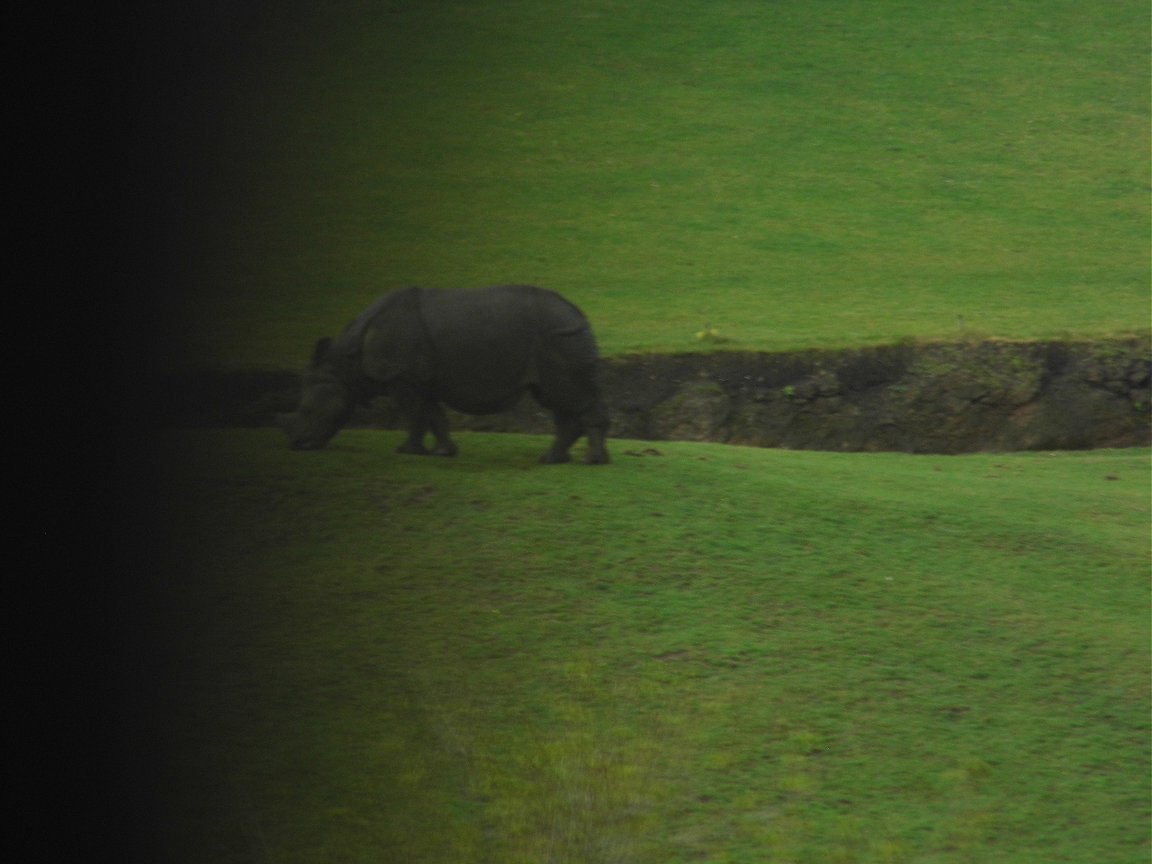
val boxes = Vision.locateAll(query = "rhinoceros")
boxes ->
[277,285,610,463]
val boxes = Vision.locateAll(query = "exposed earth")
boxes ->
[158,338,1150,454]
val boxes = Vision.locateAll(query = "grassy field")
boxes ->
[174,0,1149,368]
[140,3,1151,861]
[146,431,1149,864]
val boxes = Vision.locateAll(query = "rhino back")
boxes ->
[353,286,598,412]
[420,286,546,402]
[426,284,579,333]
[424,286,597,412]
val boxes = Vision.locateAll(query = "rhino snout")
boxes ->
[277,413,329,451]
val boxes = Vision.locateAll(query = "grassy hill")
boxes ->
[173,0,1149,368]
[148,431,1149,863]
[137,5,1150,862]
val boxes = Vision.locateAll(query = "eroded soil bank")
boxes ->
[159,338,1150,454]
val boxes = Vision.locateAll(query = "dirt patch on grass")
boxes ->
[157,338,1150,454]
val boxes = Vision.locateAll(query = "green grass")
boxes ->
[151,431,1150,863]
[153,5,1150,859]
[177,0,1149,369]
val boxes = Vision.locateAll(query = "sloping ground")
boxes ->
[158,338,1150,454]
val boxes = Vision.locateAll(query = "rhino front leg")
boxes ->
[395,425,430,455]
[425,402,458,456]
[396,400,457,456]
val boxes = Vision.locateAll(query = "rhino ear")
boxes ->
[311,337,334,367]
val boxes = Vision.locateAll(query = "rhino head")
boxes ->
[277,338,355,450]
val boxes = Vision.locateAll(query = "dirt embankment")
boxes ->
[160,338,1150,454]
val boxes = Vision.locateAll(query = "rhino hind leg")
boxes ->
[541,407,610,465]
[397,400,458,457]
[540,414,582,464]
[582,424,610,465]
[533,369,610,464]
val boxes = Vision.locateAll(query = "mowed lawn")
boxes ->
[147,431,1150,864]
[173,0,1149,367]
[142,3,1151,862]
